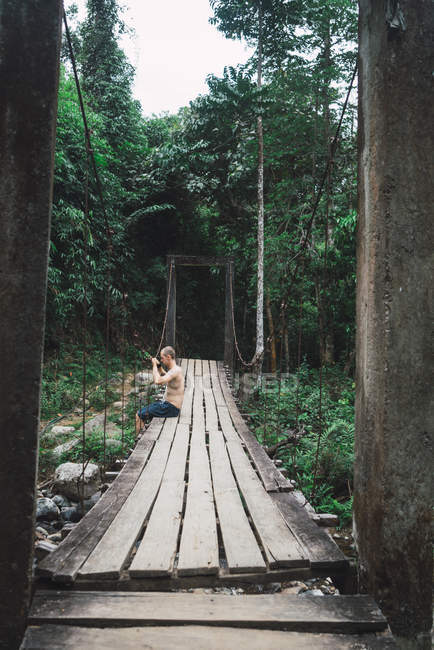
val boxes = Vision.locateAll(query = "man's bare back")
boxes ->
[162,364,184,409]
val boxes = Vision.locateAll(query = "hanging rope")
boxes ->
[155,261,174,357]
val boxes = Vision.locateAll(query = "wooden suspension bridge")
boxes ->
[23,360,394,648]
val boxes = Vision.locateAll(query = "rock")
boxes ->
[52,494,71,508]
[281,581,307,595]
[53,461,101,500]
[84,414,121,439]
[35,526,49,538]
[52,438,80,460]
[60,506,82,523]
[83,491,101,512]
[61,522,77,539]
[134,371,152,385]
[36,497,60,521]
[300,589,324,597]
[112,401,125,409]
[47,533,62,542]
[34,540,58,560]
[312,513,339,527]
[50,425,75,436]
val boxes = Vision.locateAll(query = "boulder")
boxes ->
[36,497,60,521]
[83,491,101,513]
[60,505,82,523]
[52,438,80,460]
[84,414,121,439]
[134,371,152,385]
[50,425,75,436]
[53,461,101,500]
[52,494,71,509]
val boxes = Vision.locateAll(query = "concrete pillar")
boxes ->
[0,2,62,648]
[166,256,176,349]
[355,2,433,648]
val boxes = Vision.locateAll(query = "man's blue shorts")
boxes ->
[138,400,180,421]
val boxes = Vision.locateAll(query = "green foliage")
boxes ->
[244,363,354,525]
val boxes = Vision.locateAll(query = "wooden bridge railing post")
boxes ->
[166,256,176,349]
[224,260,235,373]
[0,2,63,648]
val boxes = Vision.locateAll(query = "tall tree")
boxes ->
[210,0,300,373]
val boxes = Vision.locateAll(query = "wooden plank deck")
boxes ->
[36,359,348,589]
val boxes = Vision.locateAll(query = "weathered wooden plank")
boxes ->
[217,362,292,492]
[217,404,241,443]
[37,420,164,582]
[202,360,219,432]
[78,419,178,579]
[177,381,219,576]
[28,591,388,633]
[22,625,397,649]
[209,429,266,573]
[180,358,187,373]
[194,359,202,376]
[179,359,194,425]
[225,439,308,568]
[271,492,348,570]
[129,424,189,577]
[210,362,226,407]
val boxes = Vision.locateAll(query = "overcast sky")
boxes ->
[66,0,253,116]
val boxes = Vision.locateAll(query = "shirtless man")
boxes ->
[135,346,184,433]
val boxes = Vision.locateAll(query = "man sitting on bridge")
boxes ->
[135,346,184,433]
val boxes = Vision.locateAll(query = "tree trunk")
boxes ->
[253,0,265,378]
[355,2,433,646]
[265,294,276,373]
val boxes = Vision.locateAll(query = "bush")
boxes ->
[243,362,354,526]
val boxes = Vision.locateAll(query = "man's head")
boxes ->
[160,346,176,366]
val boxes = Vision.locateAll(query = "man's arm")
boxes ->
[151,359,177,385]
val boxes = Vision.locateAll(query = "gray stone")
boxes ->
[35,526,48,538]
[52,438,80,460]
[50,425,75,436]
[47,533,62,542]
[61,522,77,539]
[134,371,152,385]
[83,414,121,439]
[83,491,101,512]
[60,505,82,523]
[34,540,58,560]
[53,461,101,500]
[52,494,71,508]
[300,589,324,597]
[35,497,60,521]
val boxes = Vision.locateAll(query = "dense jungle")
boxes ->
[42,0,358,523]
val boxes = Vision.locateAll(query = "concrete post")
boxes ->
[0,2,62,648]
[166,256,176,349]
[355,2,433,648]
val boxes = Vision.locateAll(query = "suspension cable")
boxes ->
[155,262,174,357]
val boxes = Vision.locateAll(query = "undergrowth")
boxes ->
[242,362,354,526]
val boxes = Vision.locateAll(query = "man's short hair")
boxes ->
[161,346,175,359]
